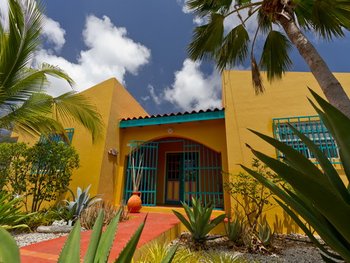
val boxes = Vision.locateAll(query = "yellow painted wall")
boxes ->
[17,78,148,202]
[69,78,148,200]
[117,119,230,213]
[222,70,350,232]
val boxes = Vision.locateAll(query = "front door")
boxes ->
[165,152,198,205]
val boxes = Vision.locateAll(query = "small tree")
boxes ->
[0,141,79,212]
[224,159,281,231]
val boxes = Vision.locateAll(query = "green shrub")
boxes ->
[224,159,281,232]
[172,197,226,244]
[0,141,79,212]
[24,206,70,230]
[242,89,350,262]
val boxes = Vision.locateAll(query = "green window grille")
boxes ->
[40,128,74,144]
[124,138,224,209]
[124,141,159,206]
[272,116,340,163]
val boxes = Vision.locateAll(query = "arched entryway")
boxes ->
[124,137,224,209]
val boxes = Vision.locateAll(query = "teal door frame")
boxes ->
[124,138,224,209]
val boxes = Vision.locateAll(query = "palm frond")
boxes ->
[186,0,233,17]
[188,13,225,61]
[259,30,292,82]
[52,92,104,142]
[0,0,43,88]
[215,24,249,71]
[257,8,272,35]
[294,0,349,39]
[251,56,264,94]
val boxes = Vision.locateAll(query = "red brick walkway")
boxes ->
[20,213,180,263]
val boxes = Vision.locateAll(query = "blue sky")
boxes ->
[2,0,350,114]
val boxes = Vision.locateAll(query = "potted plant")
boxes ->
[127,155,143,213]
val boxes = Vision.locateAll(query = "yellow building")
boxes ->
[16,71,350,233]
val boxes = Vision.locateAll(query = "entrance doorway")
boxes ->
[165,152,199,205]
[124,138,224,209]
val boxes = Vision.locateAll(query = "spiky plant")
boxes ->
[173,197,226,244]
[242,89,350,262]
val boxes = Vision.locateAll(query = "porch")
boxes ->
[124,137,225,210]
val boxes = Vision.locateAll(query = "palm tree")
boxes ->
[187,0,350,117]
[0,0,103,141]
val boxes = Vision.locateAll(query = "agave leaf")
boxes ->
[247,129,327,185]
[58,220,81,263]
[308,88,350,183]
[182,202,195,227]
[275,198,344,261]
[159,244,179,263]
[84,210,104,263]
[287,123,350,204]
[203,214,226,235]
[0,227,21,263]
[115,214,148,263]
[241,164,350,257]
[172,210,193,233]
[94,209,122,262]
[249,147,350,243]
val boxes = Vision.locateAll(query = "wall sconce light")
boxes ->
[108,148,118,156]
[167,128,174,134]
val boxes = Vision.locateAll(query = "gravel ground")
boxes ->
[173,233,325,263]
[13,232,67,247]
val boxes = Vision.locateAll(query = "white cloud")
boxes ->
[42,15,66,51]
[35,15,151,96]
[147,84,161,105]
[164,59,222,111]
[176,0,191,14]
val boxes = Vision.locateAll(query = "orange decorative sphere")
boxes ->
[127,192,142,213]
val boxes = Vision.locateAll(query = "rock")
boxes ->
[37,225,72,233]
[52,220,67,226]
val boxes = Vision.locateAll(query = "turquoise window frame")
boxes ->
[272,115,340,164]
[40,128,75,144]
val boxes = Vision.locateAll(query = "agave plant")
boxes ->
[242,89,350,262]
[65,185,102,222]
[257,221,272,247]
[0,192,30,230]
[0,209,178,263]
[225,216,243,244]
[172,197,226,244]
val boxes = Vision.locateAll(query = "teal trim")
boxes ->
[120,110,225,128]
[272,116,341,164]
[40,128,75,144]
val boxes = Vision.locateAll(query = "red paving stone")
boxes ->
[20,213,180,263]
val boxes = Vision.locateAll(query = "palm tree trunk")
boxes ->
[278,17,350,118]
